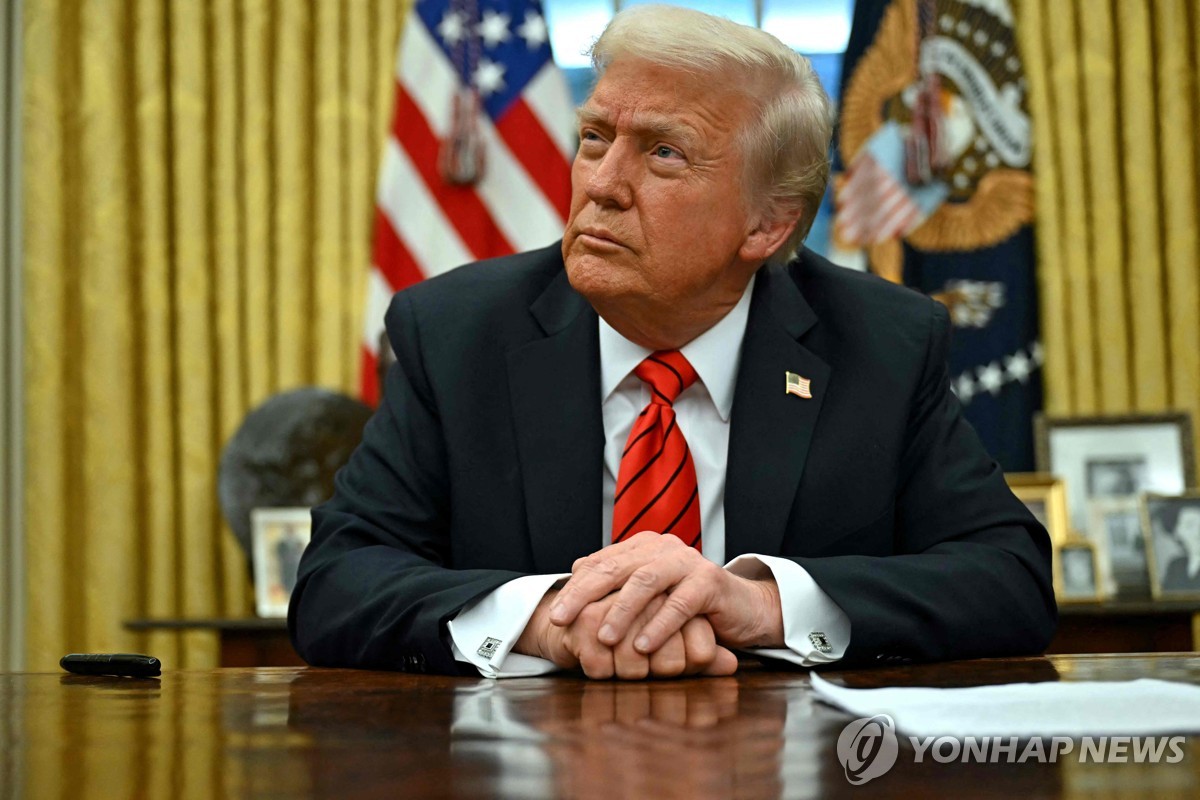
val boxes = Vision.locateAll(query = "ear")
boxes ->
[739,208,800,263]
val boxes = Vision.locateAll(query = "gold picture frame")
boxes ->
[1054,539,1103,603]
[251,507,312,618]
[1034,412,1196,537]
[1142,492,1200,601]
[1006,472,1071,545]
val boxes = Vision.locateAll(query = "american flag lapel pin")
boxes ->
[785,371,812,399]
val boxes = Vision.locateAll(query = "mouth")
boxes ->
[576,226,626,249]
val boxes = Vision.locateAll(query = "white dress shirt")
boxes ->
[448,275,850,677]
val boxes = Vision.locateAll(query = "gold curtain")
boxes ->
[23,0,410,669]
[1016,0,1200,448]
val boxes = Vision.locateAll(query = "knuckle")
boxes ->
[609,597,638,618]
[629,568,661,590]
[652,654,685,678]
[617,658,650,681]
[580,652,612,680]
[662,593,696,620]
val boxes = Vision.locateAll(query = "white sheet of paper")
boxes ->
[810,673,1200,738]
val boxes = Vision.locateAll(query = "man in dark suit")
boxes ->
[289,5,1055,678]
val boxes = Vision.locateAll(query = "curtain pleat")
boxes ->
[1017,0,1200,459]
[23,0,410,671]
[1156,0,1200,422]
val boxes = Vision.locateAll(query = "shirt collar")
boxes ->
[598,273,755,422]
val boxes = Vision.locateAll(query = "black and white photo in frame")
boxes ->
[1143,493,1200,600]
[1036,413,1195,536]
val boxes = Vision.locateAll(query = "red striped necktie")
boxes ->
[612,351,702,550]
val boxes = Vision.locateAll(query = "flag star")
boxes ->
[517,11,548,49]
[1005,350,1034,383]
[477,10,511,48]
[437,10,468,45]
[977,362,1005,394]
[1030,340,1045,365]
[955,373,977,404]
[473,58,506,96]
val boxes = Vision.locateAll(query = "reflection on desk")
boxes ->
[2,654,1199,798]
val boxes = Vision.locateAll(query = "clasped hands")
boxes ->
[514,531,784,679]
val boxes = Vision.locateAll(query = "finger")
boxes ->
[678,615,717,675]
[701,646,739,676]
[597,559,695,646]
[632,579,713,654]
[647,630,687,678]
[551,535,677,627]
[613,627,652,681]
[569,614,617,680]
[577,639,616,680]
[569,530,658,573]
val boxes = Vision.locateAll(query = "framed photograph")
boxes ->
[1087,497,1149,598]
[1005,473,1070,545]
[1034,413,1196,535]
[1142,493,1200,600]
[251,507,312,618]
[1055,540,1103,603]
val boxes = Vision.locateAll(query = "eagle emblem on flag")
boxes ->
[785,372,812,399]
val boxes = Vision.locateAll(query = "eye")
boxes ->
[653,144,682,160]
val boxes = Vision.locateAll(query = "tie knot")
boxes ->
[634,351,698,406]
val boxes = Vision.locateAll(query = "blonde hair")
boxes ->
[589,5,834,265]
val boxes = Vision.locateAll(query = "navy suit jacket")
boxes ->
[288,244,1057,674]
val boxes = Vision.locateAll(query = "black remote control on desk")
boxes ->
[60,653,162,678]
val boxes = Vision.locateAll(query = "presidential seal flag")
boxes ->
[833,0,1041,470]
[361,0,575,404]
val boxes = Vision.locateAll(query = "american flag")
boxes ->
[362,0,575,402]
[785,372,812,399]
[835,122,948,247]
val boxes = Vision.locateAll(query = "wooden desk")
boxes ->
[2,654,1198,798]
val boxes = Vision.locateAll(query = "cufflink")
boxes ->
[808,631,833,654]
[477,637,503,660]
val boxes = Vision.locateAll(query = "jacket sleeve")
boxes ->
[796,299,1058,666]
[287,292,526,675]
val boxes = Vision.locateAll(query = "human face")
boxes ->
[1176,507,1200,556]
[562,59,795,350]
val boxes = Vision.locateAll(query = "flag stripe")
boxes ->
[494,97,572,218]
[371,208,426,294]
[362,267,397,348]
[397,16,566,249]
[377,139,473,276]
[392,86,517,258]
[363,1,575,401]
[524,63,577,160]
[360,346,381,406]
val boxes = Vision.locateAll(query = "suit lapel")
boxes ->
[725,264,830,560]
[507,267,604,573]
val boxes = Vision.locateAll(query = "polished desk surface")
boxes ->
[3,654,1199,799]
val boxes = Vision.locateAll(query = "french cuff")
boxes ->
[724,553,850,666]
[447,573,569,678]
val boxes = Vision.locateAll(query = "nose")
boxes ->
[584,138,635,209]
